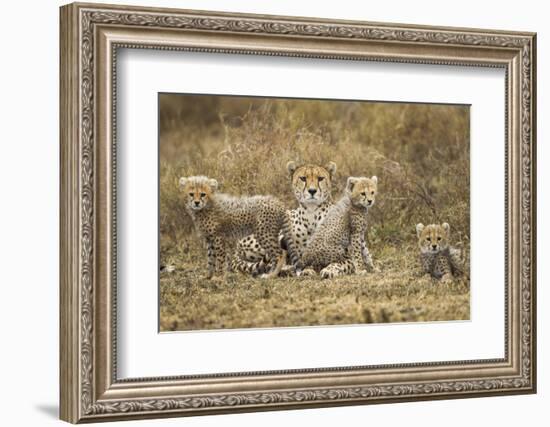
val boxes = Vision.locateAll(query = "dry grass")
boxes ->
[159,95,470,331]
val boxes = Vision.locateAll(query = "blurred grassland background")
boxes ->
[159,94,470,331]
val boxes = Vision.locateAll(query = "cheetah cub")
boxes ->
[416,223,463,282]
[179,176,299,280]
[300,176,378,279]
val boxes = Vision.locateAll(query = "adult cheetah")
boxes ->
[232,161,337,276]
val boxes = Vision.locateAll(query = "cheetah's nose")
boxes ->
[308,188,317,196]
[194,201,200,206]
[432,244,437,250]
[367,200,373,205]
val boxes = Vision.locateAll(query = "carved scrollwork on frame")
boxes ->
[65,5,535,421]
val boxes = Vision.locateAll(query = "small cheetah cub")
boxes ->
[300,176,378,279]
[180,176,299,280]
[416,223,463,282]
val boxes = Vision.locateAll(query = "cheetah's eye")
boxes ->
[361,192,366,196]
[437,236,441,241]
[426,237,431,242]
[200,192,206,198]
[299,176,307,182]
[188,193,194,197]
[318,176,325,182]
[371,191,375,195]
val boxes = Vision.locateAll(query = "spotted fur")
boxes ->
[300,176,378,279]
[416,222,463,281]
[179,176,298,279]
[232,161,337,275]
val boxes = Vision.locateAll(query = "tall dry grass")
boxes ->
[159,95,470,255]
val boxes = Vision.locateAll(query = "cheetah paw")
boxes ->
[279,265,296,277]
[320,268,335,279]
[300,268,317,277]
[441,274,453,283]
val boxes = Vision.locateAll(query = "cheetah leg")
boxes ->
[224,240,238,273]
[419,254,434,278]
[349,232,368,275]
[255,227,284,277]
[350,233,377,274]
[278,233,300,277]
[206,240,215,279]
[206,236,225,279]
[435,253,454,283]
[360,239,379,272]
[280,211,302,273]
[277,230,306,277]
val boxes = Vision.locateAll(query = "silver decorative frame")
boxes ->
[60,2,536,423]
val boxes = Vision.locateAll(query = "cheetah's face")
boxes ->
[416,223,450,254]
[179,176,218,211]
[287,161,336,206]
[346,176,378,209]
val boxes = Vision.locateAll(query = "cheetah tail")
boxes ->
[449,245,468,278]
[261,250,286,279]
[230,253,268,276]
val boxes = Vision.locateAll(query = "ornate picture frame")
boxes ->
[60,2,536,423]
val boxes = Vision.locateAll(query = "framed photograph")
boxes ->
[158,94,471,332]
[60,2,536,423]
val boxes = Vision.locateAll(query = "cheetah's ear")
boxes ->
[287,161,298,176]
[442,222,450,235]
[346,176,359,193]
[178,177,187,189]
[208,178,219,192]
[371,175,378,185]
[416,223,425,238]
[325,161,337,178]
